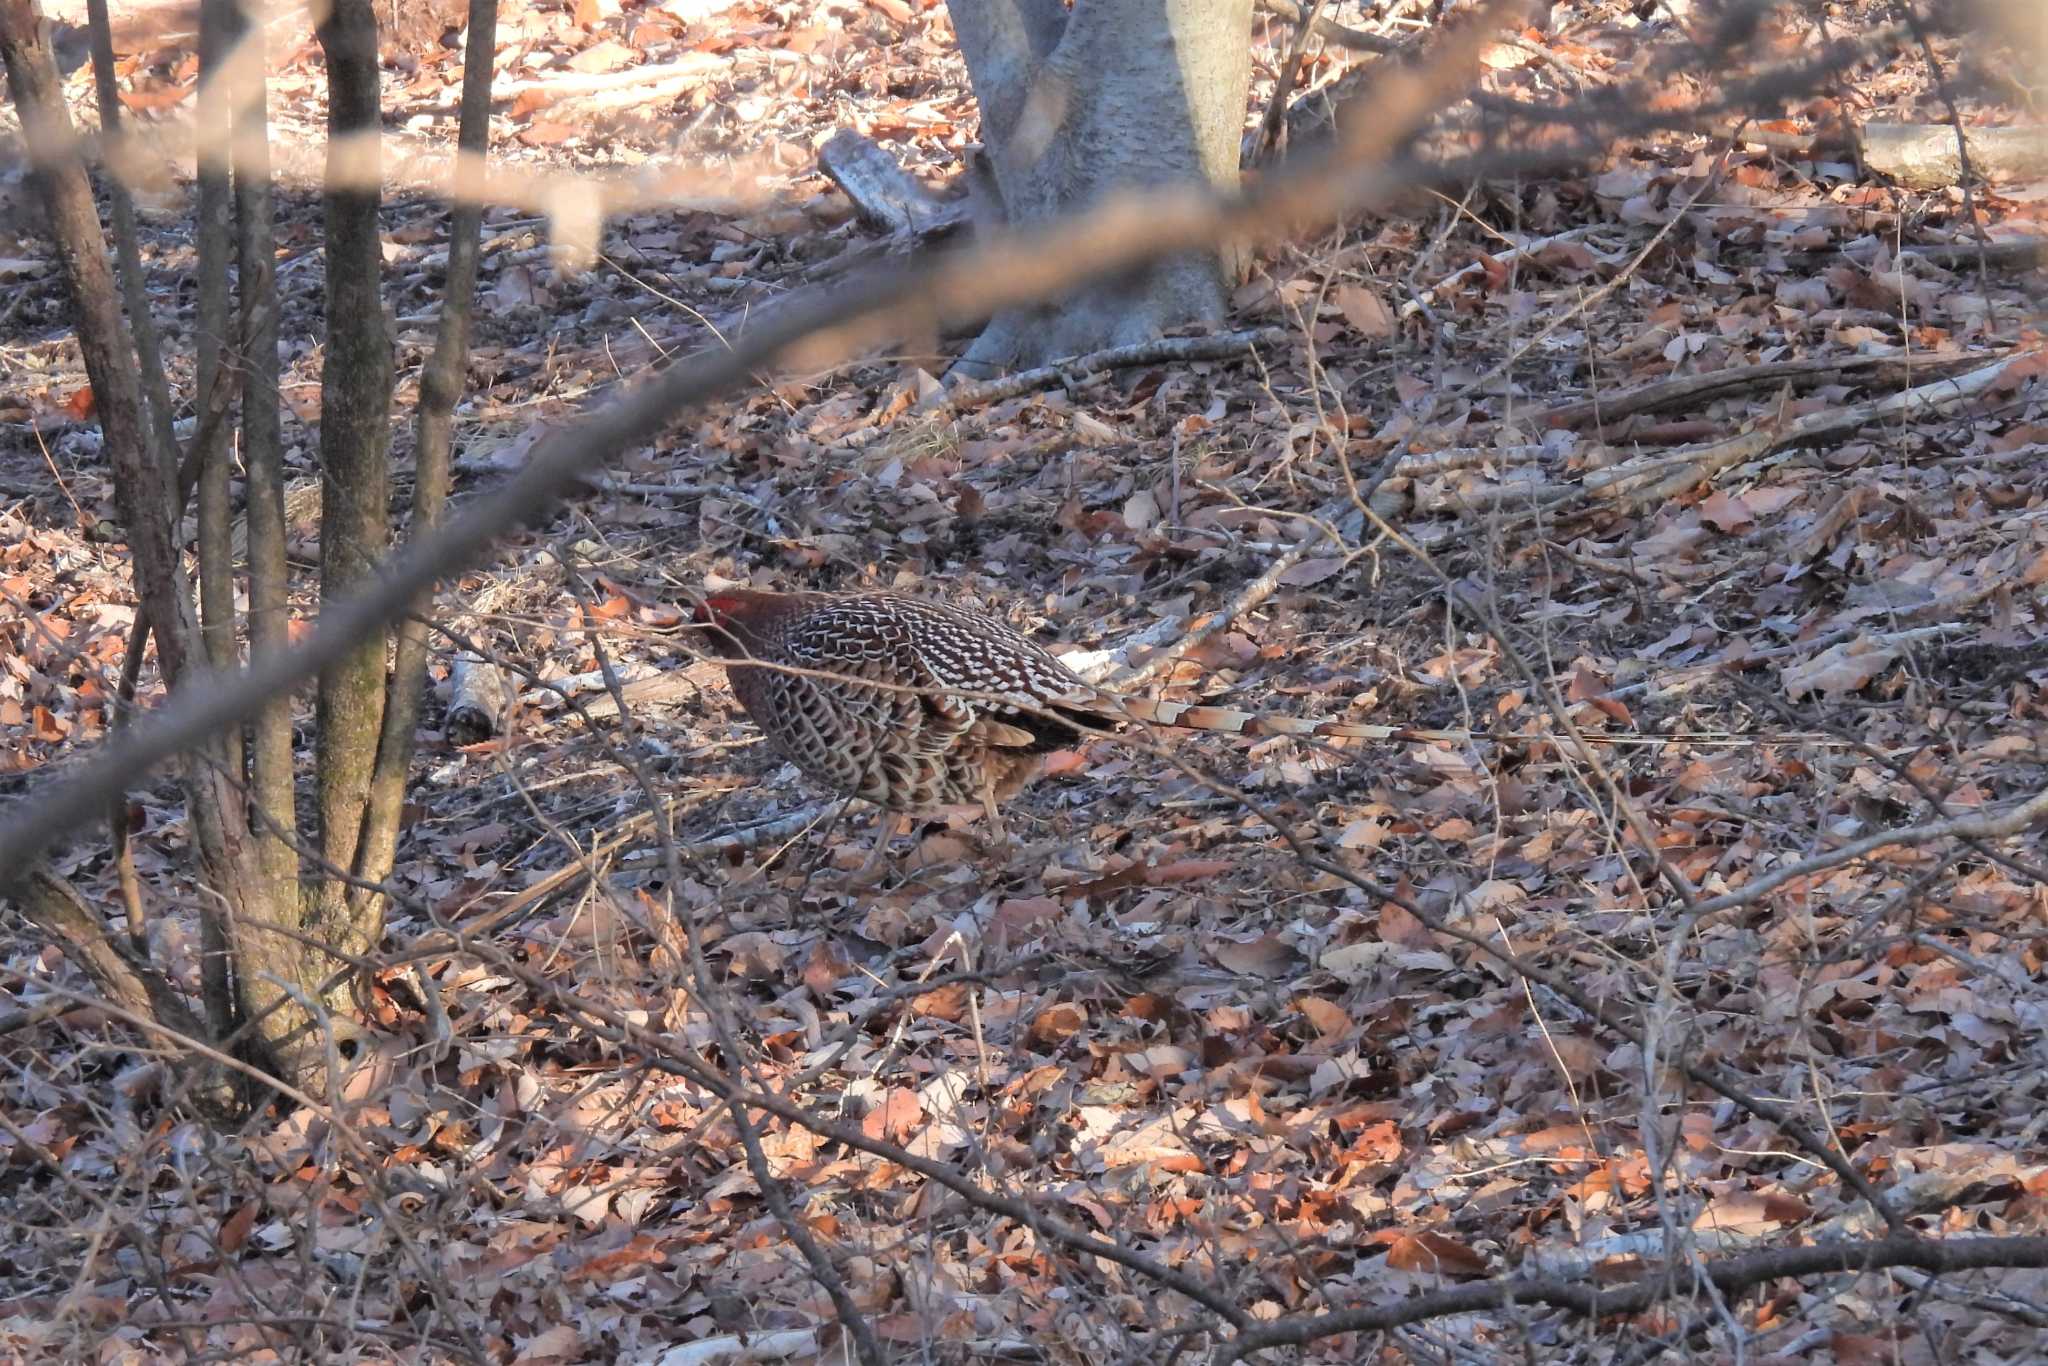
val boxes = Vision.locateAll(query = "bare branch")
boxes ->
[0,0,1530,881]
[920,327,1288,416]
[1214,1233,2048,1361]
[1683,787,2048,931]
[1257,0,1402,54]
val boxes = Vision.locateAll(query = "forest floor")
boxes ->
[2,0,2047,1362]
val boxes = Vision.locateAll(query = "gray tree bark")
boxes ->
[311,0,394,973]
[947,0,1254,376]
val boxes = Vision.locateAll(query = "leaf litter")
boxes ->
[2,0,2047,1361]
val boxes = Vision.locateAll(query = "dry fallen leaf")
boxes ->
[1209,932,1305,977]
[862,1088,925,1144]
[1332,282,1395,338]
[1294,995,1352,1039]
[1384,1230,1490,1278]
[1692,1190,1814,1237]
[1780,639,1900,699]
[1029,1002,1087,1046]
[1278,556,1345,588]
[1698,489,1754,532]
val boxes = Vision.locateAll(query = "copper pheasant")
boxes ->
[693,590,1106,832]
[693,589,1441,835]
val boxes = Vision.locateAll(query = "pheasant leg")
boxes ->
[853,811,908,882]
[980,782,1008,847]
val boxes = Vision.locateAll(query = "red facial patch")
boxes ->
[696,596,742,625]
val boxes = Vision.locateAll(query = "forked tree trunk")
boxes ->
[1,0,491,1102]
[0,0,245,1105]
[947,0,1254,376]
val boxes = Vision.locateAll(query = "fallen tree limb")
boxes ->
[437,575,521,742]
[920,328,1290,416]
[565,659,721,723]
[1214,1232,2048,1362]
[493,53,727,105]
[816,128,966,238]
[444,652,511,741]
[1635,117,2048,190]
[1888,1266,2048,1330]
[1858,121,2048,189]
[1532,349,2002,432]
[1456,351,2032,522]
[1684,786,2048,931]
[1900,237,2048,270]
[1595,351,2029,511]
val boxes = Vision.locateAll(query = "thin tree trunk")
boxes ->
[311,0,394,969]
[82,0,179,486]
[0,0,188,681]
[231,0,296,912]
[352,0,497,914]
[194,0,236,712]
[225,0,324,1074]
[192,0,239,1036]
[84,0,172,956]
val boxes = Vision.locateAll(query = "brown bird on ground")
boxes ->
[691,588,1440,847]
[692,589,1105,839]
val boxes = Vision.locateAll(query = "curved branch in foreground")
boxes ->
[919,327,1289,415]
[0,0,1526,884]
[0,2,1903,885]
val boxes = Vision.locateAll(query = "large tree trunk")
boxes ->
[947,0,1253,376]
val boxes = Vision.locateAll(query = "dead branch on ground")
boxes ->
[919,328,1290,416]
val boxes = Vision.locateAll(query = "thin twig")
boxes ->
[1257,0,1403,54]
[1250,0,1329,164]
